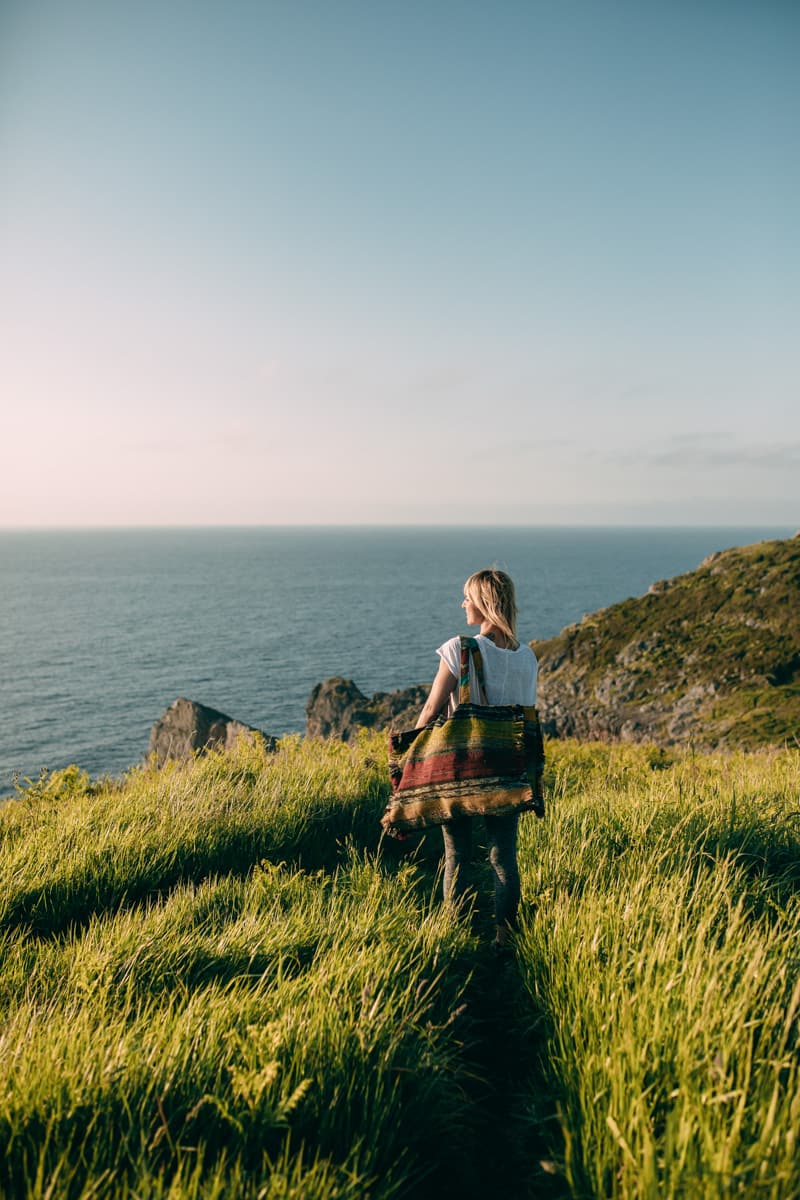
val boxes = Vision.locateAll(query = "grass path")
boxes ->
[453,933,570,1200]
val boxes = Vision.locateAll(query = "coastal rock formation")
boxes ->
[306,678,429,743]
[149,698,277,766]
[533,534,800,748]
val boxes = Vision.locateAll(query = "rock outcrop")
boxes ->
[149,698,277,766]
[533,535,800,748]
[306,678,428,743]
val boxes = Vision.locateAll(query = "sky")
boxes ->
[1,0,798,526]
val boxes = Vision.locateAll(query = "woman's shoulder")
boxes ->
[500,639,538,665]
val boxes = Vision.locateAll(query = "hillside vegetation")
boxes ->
[1,734,799,1198]
[533,534,800,748]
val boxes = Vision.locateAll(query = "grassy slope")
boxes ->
[532,535,800,747]
[1,734,799,1198]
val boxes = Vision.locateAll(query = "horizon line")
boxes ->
[1,522,797,533]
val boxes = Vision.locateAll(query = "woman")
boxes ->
[415,568,539,950]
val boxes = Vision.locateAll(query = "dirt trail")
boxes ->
[413,907,569,1200]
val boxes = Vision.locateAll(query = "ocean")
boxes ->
[1,525,794,792]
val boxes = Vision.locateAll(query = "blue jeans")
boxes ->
[441,812,520,927]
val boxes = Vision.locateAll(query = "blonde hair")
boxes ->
[464,568,519,648]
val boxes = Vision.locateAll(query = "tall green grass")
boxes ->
[0,736,387,936]
[0,738,479,1198]
[516,744,800,1198]
[1,734,798,1197]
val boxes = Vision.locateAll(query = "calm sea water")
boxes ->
[1,525,794,791]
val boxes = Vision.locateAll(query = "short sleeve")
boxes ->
[436,635,461,681]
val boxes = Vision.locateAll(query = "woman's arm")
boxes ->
[415,658,458,727]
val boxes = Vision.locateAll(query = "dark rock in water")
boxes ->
[149,698,277,766]
[306,677,429,743]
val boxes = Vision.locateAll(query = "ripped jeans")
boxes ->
[440,812,520,928]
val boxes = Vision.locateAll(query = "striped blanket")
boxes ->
[382,637,545,835]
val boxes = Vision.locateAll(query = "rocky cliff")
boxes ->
[533,534,800,748]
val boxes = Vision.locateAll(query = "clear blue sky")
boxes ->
[1,0,797,525]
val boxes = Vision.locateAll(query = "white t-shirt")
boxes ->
[437,634,538,711]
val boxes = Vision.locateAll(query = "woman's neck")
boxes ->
[479,623,516,649]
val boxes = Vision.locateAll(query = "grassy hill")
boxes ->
[1,734,799,1198]
[532,534,800,748]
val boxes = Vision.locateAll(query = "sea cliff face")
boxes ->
[306,535,800,749]
[533,534,800,748]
